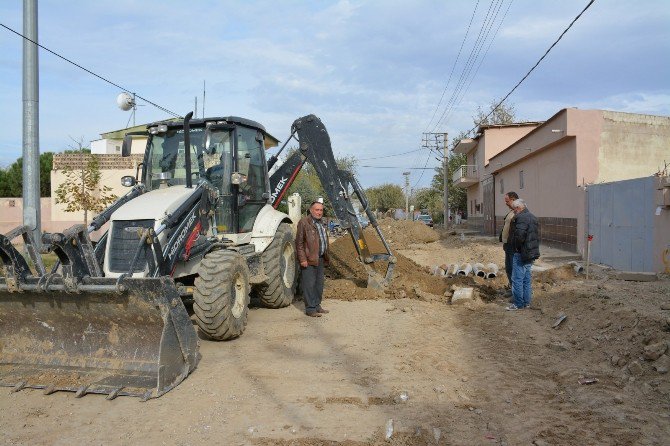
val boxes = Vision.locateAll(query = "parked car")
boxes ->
[417,214,434,227]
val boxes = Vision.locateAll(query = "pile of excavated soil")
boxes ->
[372,218,439,249]
[324,229,447,302]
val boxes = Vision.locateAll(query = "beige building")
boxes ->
[1,129,147,239]
[454,108,670,256]
[49,153,144,239]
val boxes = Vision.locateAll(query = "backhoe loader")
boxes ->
[0,113,395,400]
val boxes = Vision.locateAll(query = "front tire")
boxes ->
[193,250,250,341]
[256,223,297,308]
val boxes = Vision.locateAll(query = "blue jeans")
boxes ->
[503,244,514,287]
[512,253,533,308]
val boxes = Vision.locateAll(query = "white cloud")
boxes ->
[1,0,668,187]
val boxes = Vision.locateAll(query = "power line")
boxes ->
[431,0,501,132]
[357,148,426,161]
[464,0,596,136]
[438,0,514,129]
[433,0,510,132]
[359,165,436,170]
[424,0,480,132]
[1,23,182,119]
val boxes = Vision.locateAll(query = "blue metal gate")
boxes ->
[587,177,656,271]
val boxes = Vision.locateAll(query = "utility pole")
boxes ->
[442,132,449,228]
[23,0,41,247]
[422,132,448,226]
[402,171,410,220]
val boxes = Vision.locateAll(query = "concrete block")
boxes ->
[614,271,658,282]
[451,287,474,304]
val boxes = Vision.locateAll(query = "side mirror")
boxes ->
[121,175,136,187]
[121,135,132,157]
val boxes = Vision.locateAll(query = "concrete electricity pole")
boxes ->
[442,132,449,228]
[422,132,448,226]
[23,0,41,247]
[402,171,410,220]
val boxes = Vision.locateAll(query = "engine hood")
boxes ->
[111,186,198,222]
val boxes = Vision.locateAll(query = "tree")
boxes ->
[413,187,443,222]
[474,99,517,126]
[54,149,117,224]
[365,183,404,212]
[0,152,54,197]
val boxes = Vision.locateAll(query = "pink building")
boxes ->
[454,108,670,256]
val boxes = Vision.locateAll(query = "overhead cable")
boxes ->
[464,0,596,136]
[1,23,182,119]
[433,0,510,131]
[357,148,426,161]
[424,0,480,132]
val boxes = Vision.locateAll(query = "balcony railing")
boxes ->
[452,164,478,187]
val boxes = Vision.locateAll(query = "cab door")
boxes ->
[235,126,270,233]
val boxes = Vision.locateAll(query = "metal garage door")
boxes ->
[587,177,655,272]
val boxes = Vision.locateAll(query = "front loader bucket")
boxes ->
[0,276,198,400]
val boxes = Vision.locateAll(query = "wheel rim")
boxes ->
[281,241,296,289]
[231,272,246,319]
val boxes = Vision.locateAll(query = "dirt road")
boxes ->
[1,229,669,445]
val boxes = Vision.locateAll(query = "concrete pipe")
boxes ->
[447,263,459,278]
[568,261,584,274]
[473,263,486,277]
[485,263,499,279]
[457,263,473,276]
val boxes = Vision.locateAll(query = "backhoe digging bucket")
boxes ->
[0,275,198,400]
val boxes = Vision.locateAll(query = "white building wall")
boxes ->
[91,139,122,154]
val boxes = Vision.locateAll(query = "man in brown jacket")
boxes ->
[296,201,330,317]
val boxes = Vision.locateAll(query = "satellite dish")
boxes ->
[116,92,135,111]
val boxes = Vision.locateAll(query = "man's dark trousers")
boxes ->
[301,257,325,313]
[503,243,514,287]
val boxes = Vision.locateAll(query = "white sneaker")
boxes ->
[506,304,520,311]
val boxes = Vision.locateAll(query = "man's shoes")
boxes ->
[317,307,329,314]
[505,304,521,311]
[306,311,322,317]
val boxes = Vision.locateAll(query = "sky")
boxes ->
[1,0,669,190]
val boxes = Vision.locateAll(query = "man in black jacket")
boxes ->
[506,199,540,310]
[499,191,519,296]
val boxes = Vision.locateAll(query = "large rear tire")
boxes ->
[193,250,250,341]
[256,223,297,308]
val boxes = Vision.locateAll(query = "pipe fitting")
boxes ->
[473,263,486,277]
[485,263,499,279]
[568,261,584,274]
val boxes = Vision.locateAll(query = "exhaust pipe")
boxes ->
[457,263,472,276]
[183,111,194,189]
[485,263,499,279]
[473,263,486,277]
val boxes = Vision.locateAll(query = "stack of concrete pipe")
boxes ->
[431,262,500,279]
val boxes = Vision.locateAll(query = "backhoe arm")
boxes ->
[269,115,395,288]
